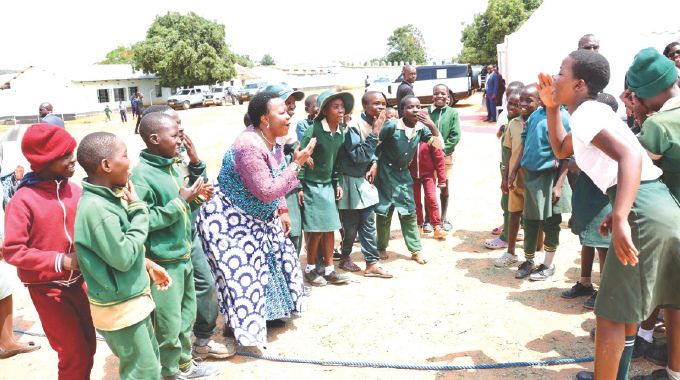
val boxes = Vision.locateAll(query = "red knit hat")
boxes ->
[21,123,77,172]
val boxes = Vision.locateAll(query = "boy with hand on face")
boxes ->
[74,131,172,380]
[132,113,218,380]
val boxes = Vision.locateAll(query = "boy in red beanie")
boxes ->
[3,124,97,379]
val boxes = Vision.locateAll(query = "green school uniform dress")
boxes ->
[299,119,344,232]
[427,105,461,156]
[375,119,440,216]
[570,172,611,248]
[638,96,680,197]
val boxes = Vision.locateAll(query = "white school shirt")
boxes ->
[570,100,661,194]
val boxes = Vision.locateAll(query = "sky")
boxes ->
[0,0,488,69]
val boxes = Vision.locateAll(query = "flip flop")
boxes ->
[492,224,504,235]
[0,341,41,359]
[364,266,393,278]
[411,253,428,265]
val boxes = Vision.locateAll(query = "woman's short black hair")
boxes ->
[663,41,680,58]
[596,92,619,112]
[568,50,610,96]
[247,91,279,128]
[399,95,417,114]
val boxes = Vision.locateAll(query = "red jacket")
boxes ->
[409,142,447,183]
[3,179,82,286]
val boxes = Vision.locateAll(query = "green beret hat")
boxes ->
[626,47,678,99]
[315,90,354,121]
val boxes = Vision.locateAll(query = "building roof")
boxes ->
[0,67,31,90]
[70,64,158,82]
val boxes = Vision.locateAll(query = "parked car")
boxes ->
[168,88,204,110]
[237,82,267,103]
[202,87,237,106]
[367,64,474,107]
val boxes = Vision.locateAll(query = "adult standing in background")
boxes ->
[134,94,145,134]
[484,65,499,122]
[577,34,600,52]
[396,65,416,117]
[118,101,127,122]
[38,103,64,129]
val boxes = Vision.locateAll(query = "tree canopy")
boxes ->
[260,53,276,66]
[458,0,542,64]
[233,54,254,68]
[99,45,134,64]
[131,12,236,88]
[385,25,427,64]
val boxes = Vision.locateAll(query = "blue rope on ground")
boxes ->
[235,351,593,370]
[14,328,592,371]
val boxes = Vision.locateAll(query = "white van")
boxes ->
[367,64,473,107]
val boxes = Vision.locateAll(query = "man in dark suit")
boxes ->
[396,65,416,116]
[484,65,499,122]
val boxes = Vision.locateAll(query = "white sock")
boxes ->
[580,277,592,287]
[324,266,334,276]
[637,326,654,343]
[543,251,556,267]
[305,264,316,274]
[667,366,680,380]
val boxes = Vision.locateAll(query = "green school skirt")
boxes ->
[523,169,572,220]
[301,181,341,232]
[595,180,680,323]
[285,189,302,237]
[571,172,611,248]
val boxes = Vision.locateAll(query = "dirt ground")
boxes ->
[0,92,662,379]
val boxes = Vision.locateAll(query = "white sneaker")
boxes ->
[484,237,508,250]
[494,252,518,267]
[178,361,220,379]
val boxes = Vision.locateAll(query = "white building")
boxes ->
[0,64,172,122]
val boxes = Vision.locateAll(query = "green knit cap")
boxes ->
[626,47,677,99]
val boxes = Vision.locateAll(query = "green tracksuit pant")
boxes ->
[98,316,160,380]
[376,206,422,253]
[152,259,197,377]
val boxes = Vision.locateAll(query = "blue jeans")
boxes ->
[339,207,379,264]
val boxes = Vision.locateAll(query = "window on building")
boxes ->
[155,85,162,97]
[97,89,110,103]
[113,88,126,101]
[128,86,138,99]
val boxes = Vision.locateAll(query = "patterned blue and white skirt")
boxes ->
[196,187,304,346]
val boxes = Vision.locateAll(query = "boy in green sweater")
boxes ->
[132,113,218,379]
[426,84,462,231]
[75,131,172,379]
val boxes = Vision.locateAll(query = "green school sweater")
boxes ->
[298,120,344,185]
[427,105,461,155]
[132,149,206,263]
[75,180,150,307]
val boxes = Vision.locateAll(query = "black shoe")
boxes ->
[632,336,654,359]
[589,327,596,340]
[266,319,286,328]
[645,343,668,366]
[631,368,670,380]
[583,291,597,310]
[332,249,342,261]
[575,371,594,380]
[515,260,535,279]
[561,282,595,299]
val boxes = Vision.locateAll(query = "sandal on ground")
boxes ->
[0,341,41,359]
[364,266,393,278]
[338,258,361,272]
[491,224,504,235]
[411,252,428,265]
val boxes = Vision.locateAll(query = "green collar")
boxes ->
[81,179,125,201]
[139,149,179,168]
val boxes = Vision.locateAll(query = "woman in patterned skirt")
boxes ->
[196,91,315,347]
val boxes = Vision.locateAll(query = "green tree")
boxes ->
[385,24,427,64]
[131,12,236,88]
[99,45,134,64]
[457,0,542,64]
[233,53,254,68]
[260,53,276,66]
